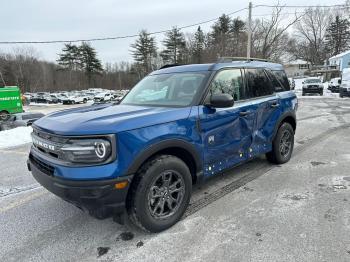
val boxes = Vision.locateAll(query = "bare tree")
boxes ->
[251,5,301,61]
[294,7,332,64]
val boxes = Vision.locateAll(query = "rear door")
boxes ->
[244,68,284,155]
[199,68,256,176]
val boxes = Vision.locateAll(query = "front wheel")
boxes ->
[266,122,294,164]
[127,155,192,232]
[0,111,10,121]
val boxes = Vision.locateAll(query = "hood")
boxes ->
[33,104,192,135]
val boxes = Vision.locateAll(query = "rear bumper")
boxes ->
[340,88,350,97]
[27,154,133,218]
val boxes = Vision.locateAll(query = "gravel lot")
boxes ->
[0,96,350,262]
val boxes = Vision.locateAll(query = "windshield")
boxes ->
[121,72,209,107]
[305,79,321,83]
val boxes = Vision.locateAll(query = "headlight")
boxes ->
[61,138,113,164]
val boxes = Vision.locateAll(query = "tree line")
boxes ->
[0,3,350,92]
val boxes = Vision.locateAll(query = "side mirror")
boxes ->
[206,94,234,108]
[302,81,305,84]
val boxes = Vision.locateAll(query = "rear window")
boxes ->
[272,70,290,91]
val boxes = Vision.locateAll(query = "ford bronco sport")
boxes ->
[27,59,297,232]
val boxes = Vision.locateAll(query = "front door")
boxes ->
[199,68,256,177]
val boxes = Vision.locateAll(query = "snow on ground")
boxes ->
[0,126,32,149]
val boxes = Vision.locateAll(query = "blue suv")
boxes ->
[27,59,297,232]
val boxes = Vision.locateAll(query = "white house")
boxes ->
[328,50,350,71]
[284,59,311,77]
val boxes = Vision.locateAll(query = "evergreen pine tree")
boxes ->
[192,26,205,63]
[231,18,247,56]
[210,14,232,56]
[325,15,350,56]
[130,30,157,75]
[161,27,186,64]
[79,42,103,87]
[57,43,80,70]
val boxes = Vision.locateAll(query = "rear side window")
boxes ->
[272,70,290,91]
[244,68,274,99]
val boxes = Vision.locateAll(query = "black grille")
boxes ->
[29,154,54,176]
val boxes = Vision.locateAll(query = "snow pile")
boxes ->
[0,126,32,149]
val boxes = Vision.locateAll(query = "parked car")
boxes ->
[62,93,88,104]
[340,68,350,98]
[0,86,23,121]
[302,78,323,96]
[328,77,341,93]
[94,92,112,103]
[5,112,45,128]
[288,78,295,90]
[27,59,297,232]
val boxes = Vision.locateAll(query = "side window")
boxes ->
[266,70,284,92]
[272,70,290,91]
[244,68,274,99]
[208,69,243,101]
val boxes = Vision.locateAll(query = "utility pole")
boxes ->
[247,2,252,59]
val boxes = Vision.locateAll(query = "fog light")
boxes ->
[114,181,128,189]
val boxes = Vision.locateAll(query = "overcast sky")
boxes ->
[0,0,346,64]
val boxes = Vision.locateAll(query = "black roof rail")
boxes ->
[159,64,181,69]
[217,57,273,63]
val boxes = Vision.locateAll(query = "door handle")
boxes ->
[270,102,280,108]
[239,111,250,117]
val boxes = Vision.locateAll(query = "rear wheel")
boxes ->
[127,155,192,232]
[266,122,294,164]
[83,99,87,103]
[0,111,10,121]
[302,92,305,96]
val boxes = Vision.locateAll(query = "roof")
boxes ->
[150,61,284,75]
[329,50,350,60]
[285,59,309,65]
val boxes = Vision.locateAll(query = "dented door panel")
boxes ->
[198,101,256,177]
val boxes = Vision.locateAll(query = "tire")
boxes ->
[320,92,323,96]
[0,111,10,121]
[127,155,192,232]
[83,99,87,103]
[266,122,294,164]
[302,92,305,96]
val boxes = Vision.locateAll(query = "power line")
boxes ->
[0,7,248,44]
[255,4,349,8]
[1,3,349,45]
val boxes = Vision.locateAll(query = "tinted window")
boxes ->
[208,69,243,101]
[272,70,290,91]
[245,69,274,99]
[266,70,284,92]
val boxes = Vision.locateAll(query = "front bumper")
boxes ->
[27,153,133,218]
[302,88,323,94]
